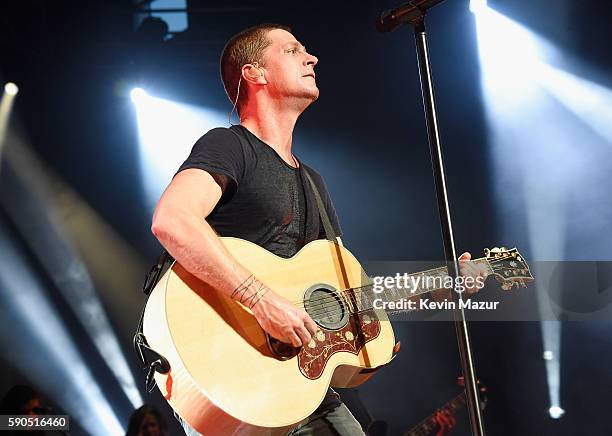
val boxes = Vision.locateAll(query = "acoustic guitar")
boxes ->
[142,238,531,435]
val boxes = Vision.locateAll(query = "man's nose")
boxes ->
[305,53,318,67]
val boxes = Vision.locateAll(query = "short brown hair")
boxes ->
[220,24,291,114]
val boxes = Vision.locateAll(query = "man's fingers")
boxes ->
[295,325,312,347]
[458,252,471,261]
[289,332,302,347]
[304,315,319,336]
[479,264,489,277]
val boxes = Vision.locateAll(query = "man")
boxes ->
[151,24,485,435]
[151,23,363,435]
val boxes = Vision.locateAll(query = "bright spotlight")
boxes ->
[469,0,487,14]
[0,222,125,435]
[132,93,227,210]
[535,64,612,144]
[130,87,148,103]
[4,82,19,96]
[1,83,19,161]
[1,143,144,410]
[548,406,565,419]
[473,7,576,428]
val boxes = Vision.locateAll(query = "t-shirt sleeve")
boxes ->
[176,127,246,201]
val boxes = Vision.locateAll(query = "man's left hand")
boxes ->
[458,252,488,294]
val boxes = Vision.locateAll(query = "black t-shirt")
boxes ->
[177,125,342,258]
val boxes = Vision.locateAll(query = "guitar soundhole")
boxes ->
[304,285,348,330]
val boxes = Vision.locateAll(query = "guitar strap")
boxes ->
[133,251,173,392]
[302,168,338,243]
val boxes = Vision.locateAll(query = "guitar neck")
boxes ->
[404,392,466,436]
[357,258,491,313]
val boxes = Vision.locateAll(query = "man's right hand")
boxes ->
[153,169,320,349]
[251,290,319,348]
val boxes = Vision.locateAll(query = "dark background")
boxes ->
[1,0,611,435]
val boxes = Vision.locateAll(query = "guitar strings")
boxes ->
[291,257,502,307]
[298,270,468,319]
[288,262,458,307]
[308,256,519,315]
[290,260,493,313]
[287,257,521,320]
[304,256,524,320]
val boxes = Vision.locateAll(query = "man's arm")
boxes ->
[151,168,318,347]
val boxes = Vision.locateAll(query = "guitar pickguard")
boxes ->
[297,310,381,380]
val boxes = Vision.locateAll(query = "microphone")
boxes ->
[376,0,447,33]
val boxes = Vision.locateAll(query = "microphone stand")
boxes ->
[377,2,486,435]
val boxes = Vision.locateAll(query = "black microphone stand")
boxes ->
[377,2,486,435]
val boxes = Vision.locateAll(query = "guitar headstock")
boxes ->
[484,247,533,291]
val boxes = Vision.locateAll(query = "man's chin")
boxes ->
[307,87,320,102]
[303,93,319,110]
[288,89,319,111]
[296,89,319,106]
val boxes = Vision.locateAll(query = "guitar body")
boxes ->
[143,237,395,435]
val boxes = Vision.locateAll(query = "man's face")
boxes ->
[259,28,319,103]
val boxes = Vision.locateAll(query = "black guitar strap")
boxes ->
[302,168,338,243]
[133,251,173,391]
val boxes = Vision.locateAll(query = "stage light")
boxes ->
[0,142,144,413]
[1,83,19,162]
[535,64,612,144]
[130,87,148,103]
[548,406,565,419]
[469,0,487,14]
[472,6,572,424]
[0,222,125,436]
[131,91,226,210]
[472,5,545,101]
[4,82,19,96]
[541,321,562,422]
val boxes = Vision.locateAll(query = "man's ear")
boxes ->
[241,63,267,85]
